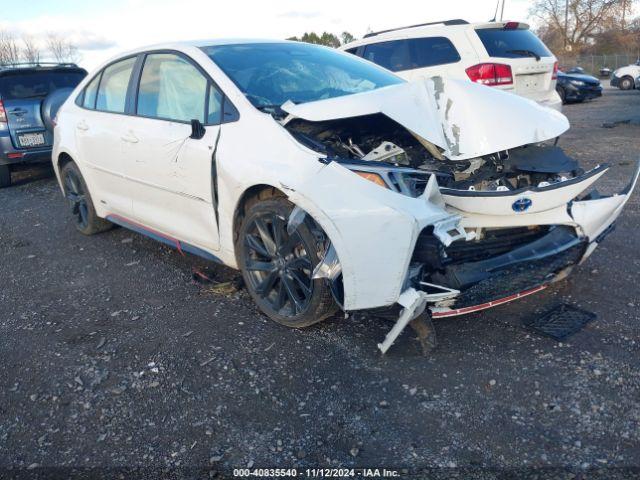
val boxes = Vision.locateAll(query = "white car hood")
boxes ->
[281,76,570,161]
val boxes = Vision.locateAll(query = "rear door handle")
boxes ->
[76,121,89,131]
[121,133,139,144]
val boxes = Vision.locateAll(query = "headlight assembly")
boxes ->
[346,164,431,197]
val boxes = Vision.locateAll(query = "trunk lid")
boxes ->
[511,58,556,101]
[473,24,557,101]
[3,98,50,149]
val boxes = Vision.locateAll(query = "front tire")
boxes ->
[61,162,112,235]
[556,86,567,104]
[619,76,634,90]
[236,196,337,328]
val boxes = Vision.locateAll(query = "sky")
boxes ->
[0,0,534,70]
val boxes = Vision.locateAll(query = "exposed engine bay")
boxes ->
[284,113,582,193]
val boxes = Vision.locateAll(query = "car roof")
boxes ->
[0,63,87,76]
[341,20,530,50]
[118,38,290,55]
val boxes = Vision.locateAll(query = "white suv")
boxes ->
[341,19,562,111]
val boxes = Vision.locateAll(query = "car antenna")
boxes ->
[490,0,500,22]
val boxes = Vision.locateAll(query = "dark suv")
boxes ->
[0,63,87,187]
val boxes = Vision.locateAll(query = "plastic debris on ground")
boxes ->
[524,304,596,341]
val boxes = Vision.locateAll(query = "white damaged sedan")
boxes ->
[53,40,638,352]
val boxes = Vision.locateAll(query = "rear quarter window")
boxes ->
[81,74,101,109]
[362,37,460,72]
[475,28,552,59]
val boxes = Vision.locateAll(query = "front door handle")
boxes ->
[76,121,89,131]
[121,133,139,144]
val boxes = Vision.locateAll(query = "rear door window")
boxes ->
[136,53,208,123]
[0,70,86,100]
[475,28,552,59]
[362,37,460,72]
[96,57,136,113]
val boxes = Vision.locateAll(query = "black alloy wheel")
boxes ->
[237,196,337,327]
[60,162,112,235]
[64,168,90,230]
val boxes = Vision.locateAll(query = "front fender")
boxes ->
[288,161,454,310]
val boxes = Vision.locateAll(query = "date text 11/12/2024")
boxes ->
[232,468,401,477]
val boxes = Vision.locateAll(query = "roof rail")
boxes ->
[363,19,469,38]
[0,62,80,69]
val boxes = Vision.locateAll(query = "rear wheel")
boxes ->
[61,162,112,235]
[0,164,10,188]
[619,76,634,90]
[236,196,337,328]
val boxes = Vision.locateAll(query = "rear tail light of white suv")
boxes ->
[465,63,513,86]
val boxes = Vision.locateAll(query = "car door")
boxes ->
[119,52,222,251]
[74,57,137,216]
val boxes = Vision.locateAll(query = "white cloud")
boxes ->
[5,0,535,70]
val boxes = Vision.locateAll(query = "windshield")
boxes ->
[475,28,552,59]
[0,70,86,100]
[202,42,403,108]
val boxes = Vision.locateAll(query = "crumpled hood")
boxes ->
[281,76,570,161]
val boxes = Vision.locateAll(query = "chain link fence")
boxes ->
[557,53,640,76]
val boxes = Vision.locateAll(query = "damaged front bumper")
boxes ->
[291,159,638,352]
[425,160,639,312]
[377,161,639,352]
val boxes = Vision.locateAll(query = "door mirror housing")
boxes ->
[190,119,206,139]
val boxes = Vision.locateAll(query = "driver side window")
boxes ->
[137,53,208,123]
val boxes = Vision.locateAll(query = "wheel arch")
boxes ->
[54,151,76,191]
[232,184,286,253]
[57,151,74,171]
[230,182,345,278]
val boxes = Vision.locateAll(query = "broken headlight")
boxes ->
[346,164,431,197]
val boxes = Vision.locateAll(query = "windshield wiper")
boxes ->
[506,49,541,61]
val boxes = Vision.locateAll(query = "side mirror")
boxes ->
[190,119,206,140]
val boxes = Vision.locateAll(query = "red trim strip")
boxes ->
[107,213,183,252]
[431,285,547,318]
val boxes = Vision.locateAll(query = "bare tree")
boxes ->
[21,35,41,64]
[0,30,22,65]
[46,33,80,63]
[341,31,356,45]
[530,0,635,53]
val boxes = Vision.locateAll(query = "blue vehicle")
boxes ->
[555,70,603,104]
[0,63,86,187]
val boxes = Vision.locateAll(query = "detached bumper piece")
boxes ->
[428,226,585,309]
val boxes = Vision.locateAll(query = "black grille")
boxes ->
[446,226,550,264]
[413,226,551,269]
[451,240,585,308]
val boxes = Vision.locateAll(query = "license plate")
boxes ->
[516,74,544,93]
[18,132,46,148]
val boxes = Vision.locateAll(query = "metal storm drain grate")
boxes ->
[525,304,596,341]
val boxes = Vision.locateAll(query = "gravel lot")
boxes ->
[1,87,639,479]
